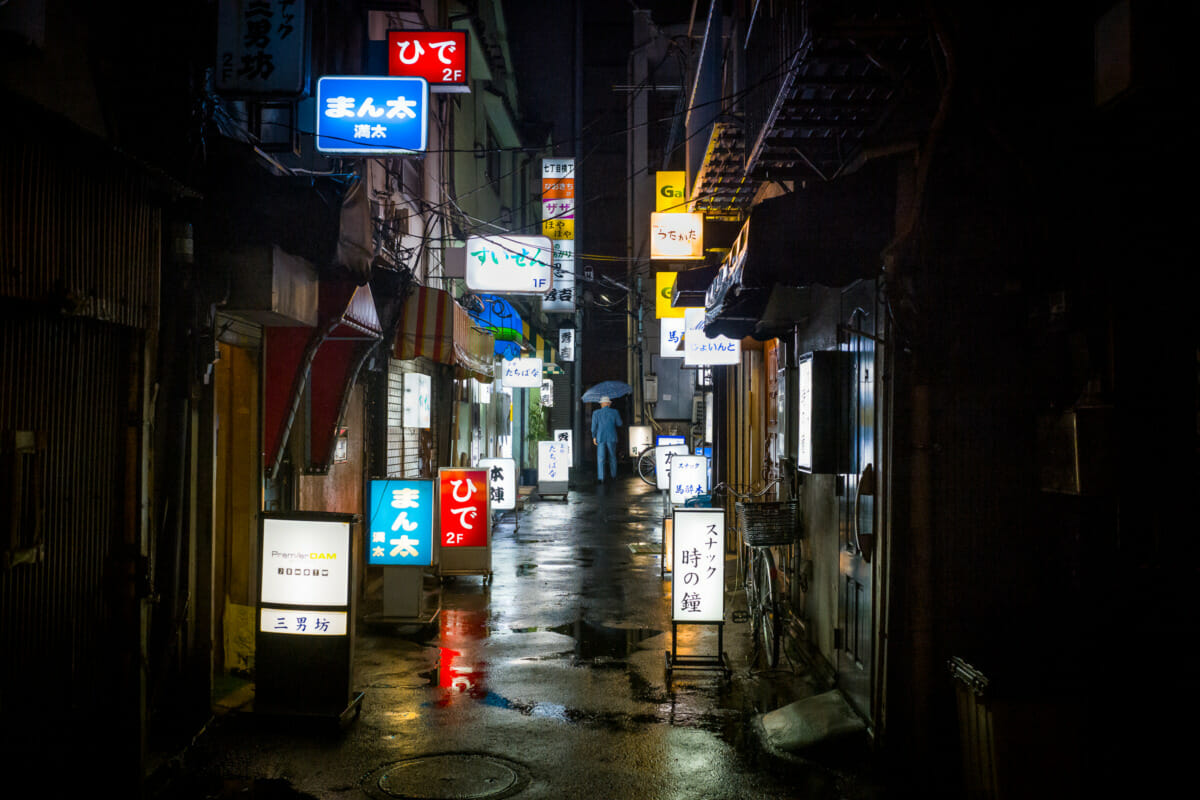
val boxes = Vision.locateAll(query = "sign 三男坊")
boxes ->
[465,234,553,295]
[258,516,351,636]
[216,0,309,95]
[367,479,434,566]
[315,75,428,154]
[387,30,468,92]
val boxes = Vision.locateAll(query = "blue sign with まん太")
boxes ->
[316,75,428,154]
[368,479,434,565]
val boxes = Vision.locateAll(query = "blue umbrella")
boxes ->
[582,380,632,402]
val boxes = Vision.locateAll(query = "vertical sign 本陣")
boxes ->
[542,159,576,313]
[672,509,725,622]
[478,458,516,511]
[367,479,434,566]
[439,469,489,548]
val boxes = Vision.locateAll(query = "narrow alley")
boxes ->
[150,474,884,800]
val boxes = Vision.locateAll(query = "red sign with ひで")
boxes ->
[438,469,488,548]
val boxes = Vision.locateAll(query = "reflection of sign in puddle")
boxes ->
[628,542,658,554]
[548,619,661,664]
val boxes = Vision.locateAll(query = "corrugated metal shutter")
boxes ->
[386,357,441,477]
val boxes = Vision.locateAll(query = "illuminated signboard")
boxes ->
[260,517,351,608]
[501,357,542,388]
[671,508,725,622]
[655,443,690,491]
[538,440,571,483]
[544,240,576,314]
[478,458,516,511]
[259,608,347,637]
[465,234,553,294]
[387,30,468,92]
[684,308,740,366]
[656,171,687,212]
[542,159,576,312]
[439,468,489,548]
[655,272,685,318]
[668,455,709,505]
[403,371,431,428]
[650,212,704,260]
[315,75,428,154]
[367,479,434,566]
[629,425,653,457]
[660,316,686,358]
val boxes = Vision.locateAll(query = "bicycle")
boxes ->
[635,445,659,487]
[710,480,799,669]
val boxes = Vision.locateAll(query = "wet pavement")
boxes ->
[150,474,888,799]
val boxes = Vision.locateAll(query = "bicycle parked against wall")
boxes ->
[708,480,800,669]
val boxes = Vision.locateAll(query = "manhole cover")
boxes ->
[365,754,530,800]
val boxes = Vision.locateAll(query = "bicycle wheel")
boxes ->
[636,446,658,486]
[753,548,781,668]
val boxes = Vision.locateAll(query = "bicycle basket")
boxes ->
[736,500,799,546]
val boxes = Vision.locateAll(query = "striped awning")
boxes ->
[396,286,495,381]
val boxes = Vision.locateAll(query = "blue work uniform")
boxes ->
[590,405,623,480]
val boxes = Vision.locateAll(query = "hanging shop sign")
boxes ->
[315,75,429,154]
[650,212,704,260]
[403,371,431,428]
[684,308,740,366]
[542,159,576,311]
[478,458,516,511]
[465,234,553,294]
[216,0,309,96]
[367,479,434,566]
[438,468,489,548]
[541,379,554,406]
[538,440,571,484]
[386,30,468,92]
[668,455,709,505]
[655,272,685,318]
[501,357,542,388]
[553,429,573,461]
[671,508,725,623]
[558,328,576,361]
[660,316,686,358]
[656,171,688,213]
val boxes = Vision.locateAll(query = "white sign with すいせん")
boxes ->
[465,234,553,295]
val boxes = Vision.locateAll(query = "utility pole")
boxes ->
[572,0,584,470]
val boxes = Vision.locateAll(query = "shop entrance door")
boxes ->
[837,280,878,723]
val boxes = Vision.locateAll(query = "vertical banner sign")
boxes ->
[672,508,725,622]
[559,329,575,361]
[478,458,516,511]
[668,455,709,505]
[797,355,813,471]
[538,440,571,483]
[542,159,576,313]
[439,469,489,547]
[216,0,309,95]
[367,479,434,566]
[386,30,469,92]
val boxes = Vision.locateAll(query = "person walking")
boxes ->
[590,396,622,482]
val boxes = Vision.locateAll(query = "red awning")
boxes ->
[264,280,383,477]
[395,286,495,381]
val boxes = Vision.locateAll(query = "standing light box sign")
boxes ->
[478,458,516,511]
[661,316,686,358]
[316,75,428,154]
[367,479,434,566]
[629,425,653,457]
[501,357,542,388]
[650,212,704,260]
[684,308,740,366]
[655,444,690,491]
[672,508,725,622]
[260,517,351,612]
[465,235,553,294]
[439,469,489,548]
[669,455,709,505]
[386,30,468,92]
[403,371,431,428]
[538,440,571,483]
